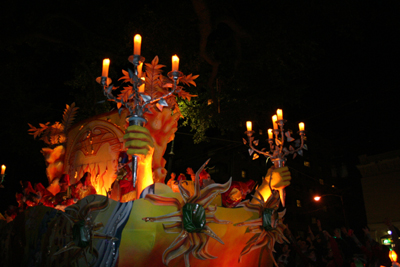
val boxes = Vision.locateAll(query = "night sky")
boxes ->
[0,1,399,217]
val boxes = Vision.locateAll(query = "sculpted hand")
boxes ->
[265,166,291,190]
[252,166,291,206]
[264,166,291,207]
[124,125,154,157]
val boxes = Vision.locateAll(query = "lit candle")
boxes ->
[137,62,143,78]
[139,77,145,93]
[277,109,283,120]
[102,58,110,77]
[172,55,179,72]
[134,34,142,55]
[268,129,273,139]
[246,121,252,132]
[299,122,305,131]
[272,115,278,129]
[1,165,5,175]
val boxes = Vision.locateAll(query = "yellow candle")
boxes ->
[277,109,283,120]
[272,115,278,129]
[299,122,305,131]
[172,55,179,72]
[246,121,252,132]
[1,165,5,175]
[134,34,142,55]
[139,77,145,93]
[102,58,110,77]
[137,62,143,78]
[268,129,273,139]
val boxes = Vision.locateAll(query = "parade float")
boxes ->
[0,34,307,267]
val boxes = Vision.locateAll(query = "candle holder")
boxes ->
[245,119,306,167]
[244,115,307,206]
[97,54,184,191]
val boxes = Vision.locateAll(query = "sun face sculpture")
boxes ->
[235,189,288,266]
[53,195,117,266]
[142,159,232,267]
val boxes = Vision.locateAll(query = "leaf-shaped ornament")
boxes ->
[298,150,303,156]
[248,149,254,156]
[285,131,295,142]
[303,144,308,150]
[242,138,247,145]
[253,153,259,160]
[158,98,168,107]
[141,94,151,103]
[253,140,259,146]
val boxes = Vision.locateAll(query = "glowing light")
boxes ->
[172,55,179,72]
[1,165,5,175]
[246,121,252,132]
[102,58,110,77]
[299,122,305,131]
[389,250,397,262]
[133,34,142,55]
[272,115,278,129]
[139,77,145,93]
[388,230,393,235]
[277,109,283,120]
[314,196,321,201]
[268,129,273,139]
[137,62,143,78]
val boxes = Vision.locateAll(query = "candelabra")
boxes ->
[96,34,183,189]
[245,109,306,167]
[244,109,307,205]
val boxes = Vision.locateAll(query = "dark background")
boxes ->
[1,0,399,232]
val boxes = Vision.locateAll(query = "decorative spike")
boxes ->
[141,94,151,102]
[158,98,168,107]
[248,149,254,156]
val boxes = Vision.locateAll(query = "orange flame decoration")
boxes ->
[76,163,108,196]
[389,250,398,262]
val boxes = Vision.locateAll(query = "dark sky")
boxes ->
[0,0,399,212]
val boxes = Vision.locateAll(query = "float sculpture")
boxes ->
[0,34,299,267]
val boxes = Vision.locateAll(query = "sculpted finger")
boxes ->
[124,132,154,146]
[127,148,150,156]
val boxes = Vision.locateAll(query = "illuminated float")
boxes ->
[0,34,307,267]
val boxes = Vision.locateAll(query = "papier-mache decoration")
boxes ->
[53,195,117,266]
[235,188,288,266]
[142,159,232,267]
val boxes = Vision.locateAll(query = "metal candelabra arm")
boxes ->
[245,131,273,158]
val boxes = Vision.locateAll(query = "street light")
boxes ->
[313,194,347,228]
